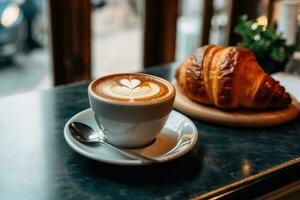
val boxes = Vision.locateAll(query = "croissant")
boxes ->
[176,45,292,110]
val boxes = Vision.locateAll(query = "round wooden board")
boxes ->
[173,82,300,127]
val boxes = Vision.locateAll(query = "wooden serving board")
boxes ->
[173,82,300,127]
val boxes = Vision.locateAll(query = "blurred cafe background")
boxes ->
[0,0,300,97]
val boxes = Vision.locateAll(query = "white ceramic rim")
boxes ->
[88,73,176,106]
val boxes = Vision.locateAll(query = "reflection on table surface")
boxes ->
[0,64,300,199]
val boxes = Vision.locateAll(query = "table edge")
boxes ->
[193,156,300,199]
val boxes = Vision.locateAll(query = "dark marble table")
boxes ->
[1,63,300,200]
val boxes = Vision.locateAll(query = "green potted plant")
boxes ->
[234,15,298,74]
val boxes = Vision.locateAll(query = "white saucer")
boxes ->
[64,109,198,166]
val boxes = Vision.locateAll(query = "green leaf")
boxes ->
[234,15,299,72]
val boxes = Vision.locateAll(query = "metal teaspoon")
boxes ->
[68,122,158,164]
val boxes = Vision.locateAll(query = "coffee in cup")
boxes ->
[88,73,175,148]
[91,73,172,104]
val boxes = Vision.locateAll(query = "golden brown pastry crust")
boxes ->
[176,45,292,109]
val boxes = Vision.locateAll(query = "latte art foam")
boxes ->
[91,74,173,103]
[103,80,161,100]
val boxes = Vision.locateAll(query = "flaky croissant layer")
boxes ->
[176,45,292,109]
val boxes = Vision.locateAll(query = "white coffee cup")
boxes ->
[88,73,175,148]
